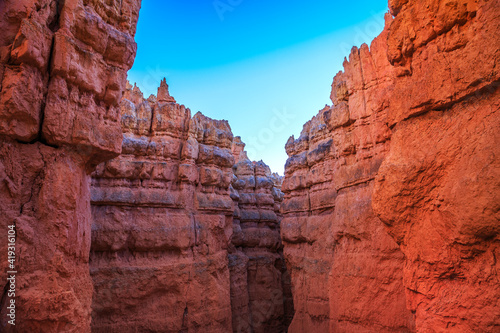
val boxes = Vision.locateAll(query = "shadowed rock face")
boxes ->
[283,0,499,332]
[230,157,294,332]
[0,0,140,332]
[90,82,293,333]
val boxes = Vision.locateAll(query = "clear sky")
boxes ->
[127,0,389,174]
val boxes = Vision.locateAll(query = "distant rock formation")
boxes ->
[282,14,414,332]
[90,81,293,332]
[230,156,294,332]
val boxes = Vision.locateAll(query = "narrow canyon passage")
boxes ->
[0,0,499,332]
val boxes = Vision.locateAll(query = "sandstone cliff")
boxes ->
[282,14,415,333]
[0,0,140,331]
[373,0,500,331]
[1,0,498,331]
[90,81,293,332]
[230,154,294,332]
[282,0,500,332]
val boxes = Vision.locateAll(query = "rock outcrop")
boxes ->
[282,0,500,332]
[0,0,140,332]
[90,81,293,332]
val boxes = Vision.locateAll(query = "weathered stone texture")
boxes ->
[281,14,415,332]
[90,82,293,333]
[373,0,500,331]
[283,0,500,332]
[0,0,140,332]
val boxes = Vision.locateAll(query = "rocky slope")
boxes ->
[90,81,293,332]
[282,0,499,332]
[0,0,140,331]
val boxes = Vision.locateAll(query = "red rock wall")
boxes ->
[90,82,293,332]
[373,0,500,331]
[281,14,415,333]
[0,0,140,332]
[283,0,500,332]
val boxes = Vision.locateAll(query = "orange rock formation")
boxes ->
[0,0,140,331]
[0,0,498,332]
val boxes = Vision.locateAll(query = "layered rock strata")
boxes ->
[1,0,498,332]
[90,81,293,332]
[0,0,140,331]
[229,154,294,332]
[282,0,500,332]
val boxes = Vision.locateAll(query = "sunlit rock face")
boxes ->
[1,0,498,331]
[90,81,293,333]
[373,0,500,331]
[281,14,415,333]
[0,0,140,331]
[282,0,500,332]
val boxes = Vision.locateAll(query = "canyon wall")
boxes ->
[0,0,140,332]
[281,14,415,333]
[90,81,293,333]
[282,0,499,332]
[229,155,294,332]
[373,0,500,331]
[1,0,498,332]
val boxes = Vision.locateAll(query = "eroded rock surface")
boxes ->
[0,0,140,331]
[1,0,498,331]
[90,81,293,333]
[229,155,294,332]
[373,0,500,331]
[283,0,500,332]
[281,14,415,333]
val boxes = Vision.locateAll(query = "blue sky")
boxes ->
[127,0,389,174]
